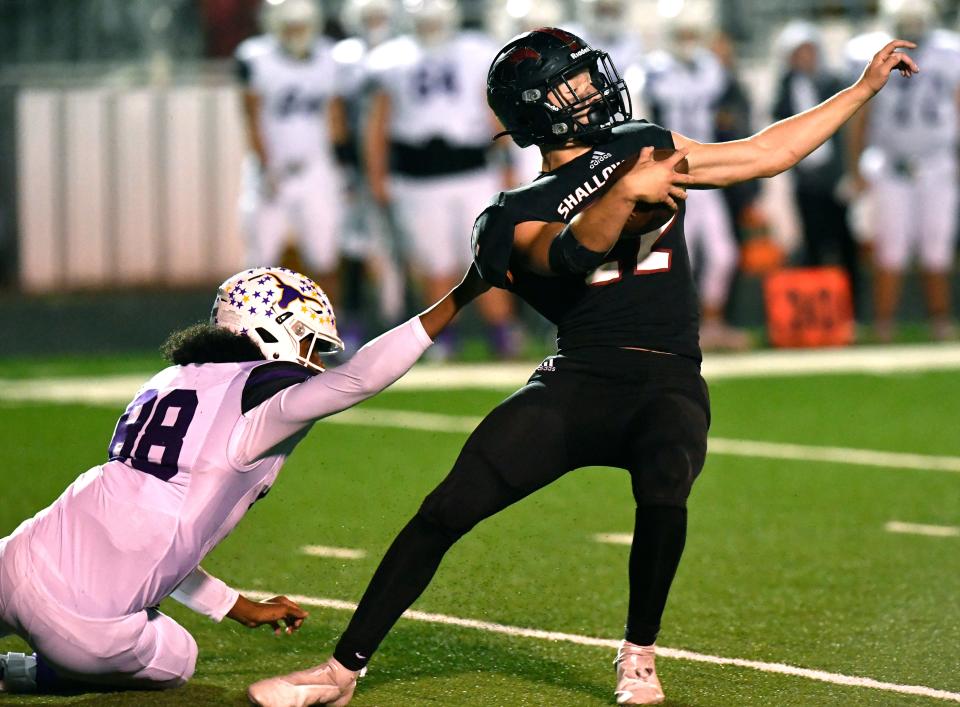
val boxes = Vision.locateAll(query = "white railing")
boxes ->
[17,83,246,292]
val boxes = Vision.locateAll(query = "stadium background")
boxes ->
[1,2,959,706]
[0,0,959,356]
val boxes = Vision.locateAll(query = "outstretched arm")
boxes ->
[418,264,491,339]
[234,268,489,463]
[675,39,919,188]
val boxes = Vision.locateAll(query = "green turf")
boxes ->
[0,352,163,380]
[0,367,958,705]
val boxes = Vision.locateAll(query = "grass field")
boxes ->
[1,351,958,706]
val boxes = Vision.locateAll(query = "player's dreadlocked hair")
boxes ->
[161,323,265,365]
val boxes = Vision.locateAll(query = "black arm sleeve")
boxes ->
[547,224,609,276]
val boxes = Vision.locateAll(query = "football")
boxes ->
[620,148,689,239]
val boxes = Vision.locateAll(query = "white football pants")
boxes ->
[870,154,959,272]
[0,534,196,690]
[241,157,343,274]
[390,168,500,279]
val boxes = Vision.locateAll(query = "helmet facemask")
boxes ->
[490,34,632,149]
[288,318,342,371]
[536,51,631,144]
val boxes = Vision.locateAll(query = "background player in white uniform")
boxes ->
[237,0,350,299]
[847,0,960,341]
[0,265,490,694]
[365,0,523,358]
[644,17,749,350]
[333,0,406,349]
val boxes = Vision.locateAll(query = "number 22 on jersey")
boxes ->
[586,214,676,286]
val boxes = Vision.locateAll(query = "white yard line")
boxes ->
[1,375,957,474]
[329,408,480,433]
[599,520,960,546]
[238,588,960,703]
[592,533,633,545]
[3,341,960,405]
[326,408,960,475]
[300,545,367,559]
[701,342,960,379]
[706,438,960,474]
[885,521,960,538]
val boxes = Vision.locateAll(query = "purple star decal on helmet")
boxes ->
[250,273,327,310]
[248,305,257,315]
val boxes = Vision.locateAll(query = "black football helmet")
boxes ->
[487,27,631,148]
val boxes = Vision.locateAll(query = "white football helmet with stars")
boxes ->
[211,267,343,372]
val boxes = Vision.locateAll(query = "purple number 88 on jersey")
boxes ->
[108,388,199,481]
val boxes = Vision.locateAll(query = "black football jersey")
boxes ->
[472,121,701,361]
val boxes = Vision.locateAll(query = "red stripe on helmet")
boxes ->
[506,46,541,64]
[533,27,582,49]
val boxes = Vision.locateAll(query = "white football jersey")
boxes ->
[847,29,960,159]
[236,35,346,170]
[366,30,497,146]
[643,48,727,142]
[9,318,432,620]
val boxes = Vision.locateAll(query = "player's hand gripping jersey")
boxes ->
[13,319,431,621]
[472,121,701,360]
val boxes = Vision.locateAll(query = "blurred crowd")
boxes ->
[232,0,959,356]
[4,0,960,355]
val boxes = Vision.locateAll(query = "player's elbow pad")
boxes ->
[548,224,609,276]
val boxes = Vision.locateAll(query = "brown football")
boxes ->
[620,148,688,239]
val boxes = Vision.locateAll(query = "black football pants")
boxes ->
[334,347,710,670]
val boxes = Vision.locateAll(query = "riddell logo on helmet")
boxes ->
[570,47,590,60]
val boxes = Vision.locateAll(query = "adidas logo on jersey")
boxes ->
[589,150,612,169]
[536,356,557,372]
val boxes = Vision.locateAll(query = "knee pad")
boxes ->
[631,446,697,509]
[417,493,472,542]
[627,390,708,508]
[418,451,518,539]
